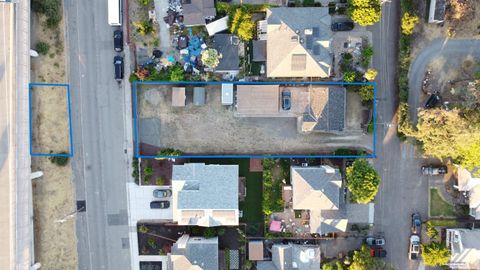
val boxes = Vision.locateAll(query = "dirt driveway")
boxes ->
[136,84,372,155]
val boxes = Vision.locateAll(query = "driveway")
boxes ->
[408,39,480,123]
[370,1,429,269]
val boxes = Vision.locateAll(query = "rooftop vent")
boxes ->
[304,28,313,35]
[291,35,299,42]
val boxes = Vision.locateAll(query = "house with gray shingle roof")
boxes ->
[256,243,321,270]
[168,234,219,270]
[172,163,239,227]
[265,7,332,78]
[301,86,345,133]
[182,0,216,26]
[291,166,374,235]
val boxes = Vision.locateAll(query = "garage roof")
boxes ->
[236,85,279,115]
[172,87,186,107]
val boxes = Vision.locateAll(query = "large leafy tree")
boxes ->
[421,242,451,267]
[350,245,382,270]
[347,0,382,26]
[201,48,222,69]
[346,159,381,204]
[229,8,255,41]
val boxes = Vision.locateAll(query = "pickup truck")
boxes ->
[408,235,421,260]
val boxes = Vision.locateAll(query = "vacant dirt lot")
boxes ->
[31,9,78,270]
[137,84,372,155]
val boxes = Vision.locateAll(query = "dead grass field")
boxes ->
[30,9,78,270]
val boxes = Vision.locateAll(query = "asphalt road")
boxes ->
[65,0,133,269]
[408,38,480,123]
[370,1,429,269]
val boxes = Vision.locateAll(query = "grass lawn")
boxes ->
[428,219,458,227]
[192,158,264,235]
[430,188,456,217]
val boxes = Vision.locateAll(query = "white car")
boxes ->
[408,235,421,260]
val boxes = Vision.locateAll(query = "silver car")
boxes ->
[153,189,172,198]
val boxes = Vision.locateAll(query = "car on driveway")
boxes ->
[411,213,422,234]
[370,247,387,257]
[113,30,123,52]
[150,201,170,209]
[282,90,291,110]
[422,165,447,175]
[331,21,354,31]
[153,189,172,198]
[114,56,124,81]
[366,236,385,246]
[408,235,421,260]
[424,92,441,109]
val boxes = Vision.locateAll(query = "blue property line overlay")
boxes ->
[28,83,74,157]
[132,80,377,159]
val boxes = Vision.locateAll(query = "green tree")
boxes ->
[229,8,255,41]
[203,228,217,238]
[336,260,344,270]
[32,0,62,28]
[358,85,374,103]
[344,71,357,82]
[347,0,381,26]
[425,221,439,239]
[361,45,374,66]
[35,41,50,55]
[201,48,222,69]
[346,159,381,204]
[421,242,451,267]
[456,136,480,173]
[322,262,335,270]
[401,12,419,35]
[350,245,382,270]
[157,148,183,156]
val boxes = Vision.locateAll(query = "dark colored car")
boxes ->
[150,201,170,209]
[366,236,386,246]
[153,189,172,198]
[114,56,124,81]
[113,30,123,52]
[331,21,354,32]
[370,247,387,257]
[424,92,441,109]
[282,90,291,110]
[411,213,422,234]
[421,165,447,176]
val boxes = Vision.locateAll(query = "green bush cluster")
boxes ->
[398,0,416,103]
[35,41,50,55]
[32,0,62,28]
[48,152,69,166]
[262,159,284,216]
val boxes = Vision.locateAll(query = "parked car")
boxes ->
[150,201,170,209]
[411,213,422,234]
[114,56,124,81]
[113,30,123,52]
[282,90,291,110]
[421,165,447,175]
[408,235,421,260]
[366,236,386,246]
[370,247,387,257]
[331,21,354,31]
[424,92,441,109]
[153,189,172,198]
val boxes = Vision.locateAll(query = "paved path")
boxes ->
[65,0,134,269]
[370,1,429,269]
[408,38,480,123]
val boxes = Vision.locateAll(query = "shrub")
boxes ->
[358,85,374,103]
[133,20,155,36]
[346,159,381,204]
[217,228,226,236]
[147,237,157,249]
[303,0,315,6]
[426,221,439,239]
[48,152,69,166]
[157,148,183,156]
[169,64,185,81]
[421,242,451,267]
[138,0,152,6]
[132,158,140,184]
[203,228,217,238]
[138,224,149,233]
[401,12,419,35]
[343,71,357,83]
[32,0,62,28]
[361,45,374,66]
[155,176,165,186]
[347,0,382,26]
[36,41,50,55]
[229,8,255,41]
[201,48,222,69]
[364,68,378,81]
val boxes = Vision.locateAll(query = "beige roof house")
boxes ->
[265,8,332,78]
[446,229,480,269]
[454,167,480,219]
[172,163,239,226]
[291,166,373,234]
[248,240,264,261]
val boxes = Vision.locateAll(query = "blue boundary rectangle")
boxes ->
[132,81,376,159]
[28,83,74,157]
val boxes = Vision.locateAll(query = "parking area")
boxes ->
[127,183,173,222]
[136,84,372,155]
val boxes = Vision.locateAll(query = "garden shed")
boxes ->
[193,87,205,106]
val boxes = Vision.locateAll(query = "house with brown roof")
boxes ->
[182,0,216,26]
[264,7,332,78]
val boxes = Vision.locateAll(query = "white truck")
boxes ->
[108,0,122,26]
